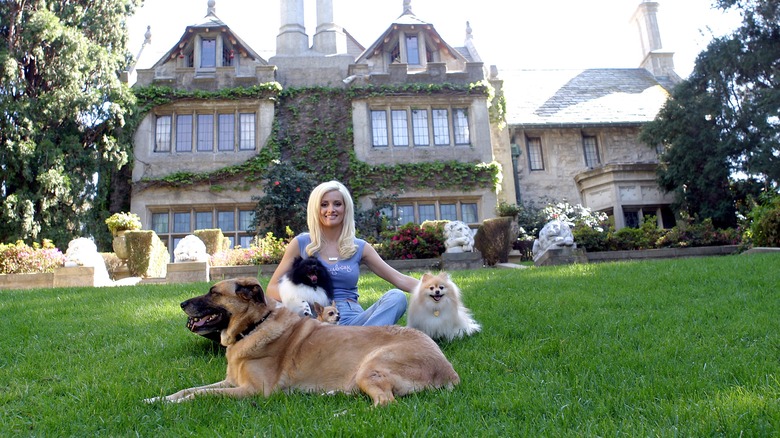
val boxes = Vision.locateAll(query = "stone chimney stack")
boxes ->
[277,0,308,55]
[313,0,347,54]
[631,1,679,82]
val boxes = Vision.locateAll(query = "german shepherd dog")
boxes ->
[145,278,459,406]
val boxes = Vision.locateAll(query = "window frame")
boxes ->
[583,135,601,168]
[197,114,214,152]
[200,37,217,69]
[526,136,544,171]
[154,115,172,152]
[383,199,481,226]
[218,113,235,151]
[149,206,255,260]
[238,113,256,150]
[371,110,389,147]
[175,114,193,152]
[370,104,471,149]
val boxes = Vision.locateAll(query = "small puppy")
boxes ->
[407,272,481,341]
[278,256,334,317]
[313,302,340,324]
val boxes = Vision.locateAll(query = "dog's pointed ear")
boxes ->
[234,277,266,303]
[312,302,324,314]
[421,272,433,282]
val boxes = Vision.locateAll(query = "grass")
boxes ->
[1,253,779,436]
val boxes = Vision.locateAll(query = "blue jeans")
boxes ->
[336,289,407,326]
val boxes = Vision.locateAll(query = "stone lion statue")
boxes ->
[64,237,113,286]
[174,235,210,263]
[444,221,474,253]
[532,220,576,260]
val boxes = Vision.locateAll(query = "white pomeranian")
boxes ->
[407,272,480,341]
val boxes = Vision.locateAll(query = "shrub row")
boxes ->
[0,240,65,275]
[573,217,742,252]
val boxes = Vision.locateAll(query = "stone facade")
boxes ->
[124,0,680,259]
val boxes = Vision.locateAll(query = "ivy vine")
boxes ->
[131,82,502,197]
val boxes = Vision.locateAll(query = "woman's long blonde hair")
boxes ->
[305,181,357,259]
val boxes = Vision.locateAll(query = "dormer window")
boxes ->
[386,32,435,66]
[200,38,216,68]
[406,35,420,65]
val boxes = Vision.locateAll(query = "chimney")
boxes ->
[631,1,679,81]
[277,0,308,55]
[312,0,347,54]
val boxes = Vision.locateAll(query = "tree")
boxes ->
[251,162,317,238]
[640,0,779,228]
[0,0,141,249]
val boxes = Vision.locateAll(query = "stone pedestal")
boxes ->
[166,262,209,284]
[534,247,588,267]
[53,266,96,288]
[441,251,483,270]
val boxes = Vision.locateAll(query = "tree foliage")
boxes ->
[250,161,317,238]
[640,0,779,228]
[0,0,141,249]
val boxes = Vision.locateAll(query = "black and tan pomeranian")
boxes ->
[278,256,335,318]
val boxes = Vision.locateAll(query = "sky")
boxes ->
[127,0,743,79]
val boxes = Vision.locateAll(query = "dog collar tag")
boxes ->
[433,310,440,317]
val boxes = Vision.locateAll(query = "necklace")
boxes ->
[322,238,338,261]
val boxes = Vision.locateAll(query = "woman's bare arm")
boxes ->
[263,239,301,301]
[361,243,419,293]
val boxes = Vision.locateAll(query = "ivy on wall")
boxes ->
[131,82,502,197]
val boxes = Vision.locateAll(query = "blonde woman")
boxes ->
[265,181,418,325]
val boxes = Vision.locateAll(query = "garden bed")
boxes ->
[0,267,96,290]
[584,245,740,263]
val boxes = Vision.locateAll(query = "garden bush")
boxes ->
[194,229,230,255]
[572,224,610,252]
[210,231,290,266]
[251,161,317,238]
[656,217,739,248]
[747,192,780,247]
[125,231,168,277]
[0,240,64,274]
[474,216,513,266]
[380,223,445,260]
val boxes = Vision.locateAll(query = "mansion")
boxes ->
[124,0,680,253]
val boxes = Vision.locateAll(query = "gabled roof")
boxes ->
[502,68,672,127]
[151,11,266,69]
[355,9,468,64]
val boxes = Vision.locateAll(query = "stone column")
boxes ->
[313,0,346,55]
[277,0,308,55]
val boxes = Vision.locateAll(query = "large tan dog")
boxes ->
[145,277,460,406]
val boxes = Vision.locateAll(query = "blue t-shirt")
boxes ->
[295,233,366,302]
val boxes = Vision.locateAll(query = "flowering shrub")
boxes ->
[0,240,65,274]
[210,231,290,266]
[380,223,445,260]
[105,212,142,235]
[541,201,608,231]
[251,161,316,237]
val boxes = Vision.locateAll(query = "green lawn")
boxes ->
[1,253,778,436]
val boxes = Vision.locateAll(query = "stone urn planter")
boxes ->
[112,231,129,260]
[105,212,142,260]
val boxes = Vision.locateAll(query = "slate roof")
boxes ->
[502,68,672,128]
